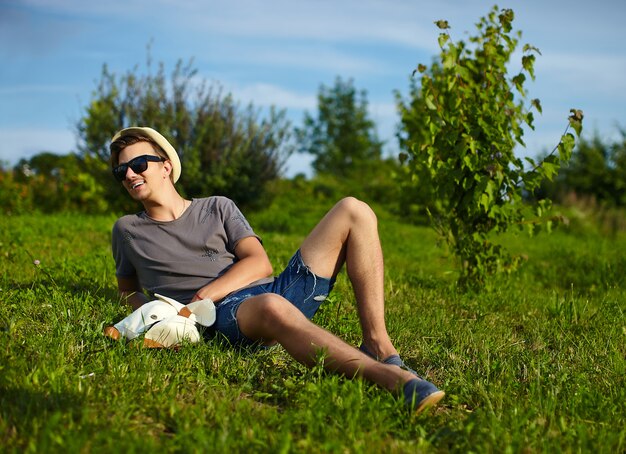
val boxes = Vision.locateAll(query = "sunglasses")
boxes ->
[112,155,166,182]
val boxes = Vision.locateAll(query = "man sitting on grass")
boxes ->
[108,126,445,413]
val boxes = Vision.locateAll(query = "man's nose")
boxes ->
[124,166,138,181]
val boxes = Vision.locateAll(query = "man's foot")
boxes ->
[403,378,445,414]
[359,343,419,377]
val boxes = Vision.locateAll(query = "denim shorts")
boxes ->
[209,249,335,347]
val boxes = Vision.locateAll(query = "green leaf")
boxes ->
[480,193,490,210]
[511,73,526,92]
[522,44,542,55]
[531,98,542,114]
[540,160,557,180]
[463,154,473,170]
[418,63,427,73]
[429,120,439,136]
[412,64,428,77]
[568,109,584,137]
[425,96,437,111]
[557,133,576,161]
[522,55,536,79]
[443,49,457,69]
[434,20,450,30]
[468,138,477,154]
[438,33,449,48]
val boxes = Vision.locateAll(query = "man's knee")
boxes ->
[239,293,300,334]
[336,196,377,226]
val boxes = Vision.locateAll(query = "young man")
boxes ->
[109,126,445,413]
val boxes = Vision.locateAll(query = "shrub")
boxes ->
[396,6,582,287]
[76,56,294,212]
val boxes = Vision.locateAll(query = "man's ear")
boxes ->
[162,160,173,179]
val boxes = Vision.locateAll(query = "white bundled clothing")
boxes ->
[107,293,216,348]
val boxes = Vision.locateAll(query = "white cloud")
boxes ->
[229,83,316,110]
[206,42,386,75]
[13,0,442,50]
[184,0,437,49]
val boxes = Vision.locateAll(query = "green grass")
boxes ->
[1,197,625,453]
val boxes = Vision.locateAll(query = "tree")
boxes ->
[396,6,583,287]
[76,55,295,212]
[540,130,626,207]
[296,77,384,177]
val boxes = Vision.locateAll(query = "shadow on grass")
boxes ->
[0,385,82,430]
[2,275,119,304]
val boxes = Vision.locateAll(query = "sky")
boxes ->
[1,0,625,177]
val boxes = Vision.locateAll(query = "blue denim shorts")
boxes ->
[209,249,335,347]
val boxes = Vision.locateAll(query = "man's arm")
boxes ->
[191,236,273,303]
[117,275,150,311]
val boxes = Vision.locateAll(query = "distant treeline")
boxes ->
[3,131,625,218]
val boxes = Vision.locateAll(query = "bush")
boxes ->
[1,153,108,214]
[76,56,294,212]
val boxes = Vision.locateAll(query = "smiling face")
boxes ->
[117,141,173,202]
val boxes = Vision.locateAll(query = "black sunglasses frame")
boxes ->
[112,155,166,182]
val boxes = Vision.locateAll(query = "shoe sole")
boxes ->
[414,390,445,414]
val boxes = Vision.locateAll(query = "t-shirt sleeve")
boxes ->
[218,197,260,252]
[111,219,137,278]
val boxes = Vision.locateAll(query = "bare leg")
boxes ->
[236,293,415,390]
[299,197,396,359]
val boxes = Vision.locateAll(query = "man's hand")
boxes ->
[190,236,273,303]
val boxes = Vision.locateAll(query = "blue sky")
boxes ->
[1,0,625,176]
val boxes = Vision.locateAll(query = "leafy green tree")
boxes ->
[77,56,295,212]
[396,6,583,287]
[296,77,384,177]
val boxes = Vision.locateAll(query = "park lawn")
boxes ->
[0,197,624,453]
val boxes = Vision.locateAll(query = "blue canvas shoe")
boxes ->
[359,344,445,412]
[403,378,445,413]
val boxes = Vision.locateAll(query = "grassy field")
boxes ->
[1,193,625,453]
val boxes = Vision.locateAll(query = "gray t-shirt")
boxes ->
[111,196,273,304]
